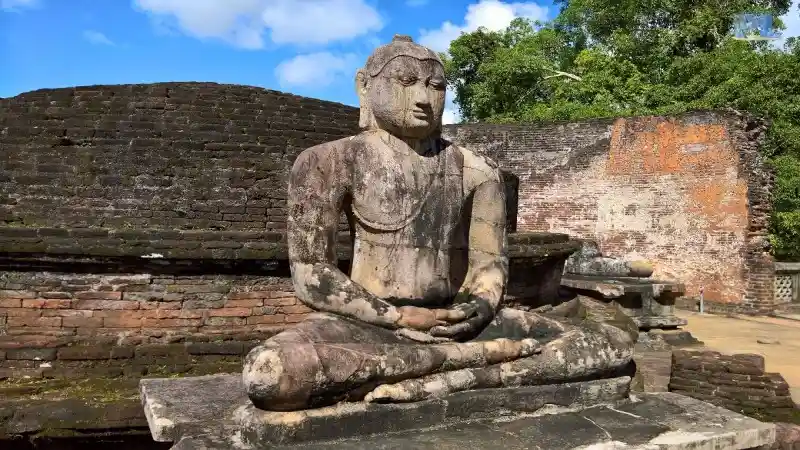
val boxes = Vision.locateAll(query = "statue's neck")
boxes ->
[370,129,440,156]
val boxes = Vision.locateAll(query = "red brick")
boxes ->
[63,317,103,328]
[264,297,297,307]
[3,309,42,317]
[7,316,62,327]
[279,305,314,315]
[208,307,251,317]
[247,314,286,325]
[0,299,22,308]
[22,299,72,309]
[73,300,138,310]
[94,310,143,319]
[142,309,204,319]
[102,316,143,328]
[225,299,262,308]
[142,318,203,328]
[74,291,123,300]
[45,309,93,317]
[227,292,269,300]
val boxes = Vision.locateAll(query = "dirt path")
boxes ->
[676,310,800,402]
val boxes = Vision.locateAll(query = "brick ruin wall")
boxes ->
[670,350,797,419]
[0,83,774,375]
[444,111,775,314]
[0,83,359,376]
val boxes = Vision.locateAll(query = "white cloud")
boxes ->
[132,0,383,49]
[419,0,548,52]
[276,52,359,88]
[443,87,460,125]
[1,0,37,11]
[83,30,115,46]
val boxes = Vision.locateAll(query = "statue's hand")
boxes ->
[429,298,495,340]
[396,306,469,331]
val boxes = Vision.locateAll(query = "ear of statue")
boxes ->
[355,69,376,130]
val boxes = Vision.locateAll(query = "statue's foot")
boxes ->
[364,338,541,403]
[365,367,485,403]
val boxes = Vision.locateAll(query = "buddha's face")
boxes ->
[361,56,446,139]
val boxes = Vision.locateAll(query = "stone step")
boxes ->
[140,374,775,450]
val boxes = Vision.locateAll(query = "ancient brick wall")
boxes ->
[444,110,775,312]
[0,83,777,369]
[0,83,358,367]
[669,350,797,418]
[0,82,359,231]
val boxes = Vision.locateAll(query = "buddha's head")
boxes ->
[356,35,446,139]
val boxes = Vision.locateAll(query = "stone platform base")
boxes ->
[140,374,775,450]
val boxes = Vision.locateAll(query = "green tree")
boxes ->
[444,2,800,259]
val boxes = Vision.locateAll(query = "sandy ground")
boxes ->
[677,310,800,402]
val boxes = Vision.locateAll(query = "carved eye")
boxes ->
[429,78,446,90]
[398,75,418,86]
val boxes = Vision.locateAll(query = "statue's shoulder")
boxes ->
[445,140,501,186]
[290,136,358,174]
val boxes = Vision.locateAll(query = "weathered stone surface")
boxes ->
[1,398,146,435]
[561,274,687,332]
[286,393,774,449]
[237,377,631,445]
[564,240,654,278]
[140,376,775,449]
[141,374,628,444]
[241,34,636,413]
[139,373,246,443]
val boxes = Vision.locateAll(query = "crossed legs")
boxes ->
[242,309,634,411]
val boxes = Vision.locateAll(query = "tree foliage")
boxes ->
[444,1,800,260]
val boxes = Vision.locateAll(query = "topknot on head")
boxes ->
[363,34,443,77]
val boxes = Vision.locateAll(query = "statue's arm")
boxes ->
[287,144,403,329]
[431,149,509,339]
[460,178,509,313]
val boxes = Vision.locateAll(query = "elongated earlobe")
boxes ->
[355,69,376,130]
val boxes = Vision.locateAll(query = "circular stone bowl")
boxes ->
[506,232,582,309]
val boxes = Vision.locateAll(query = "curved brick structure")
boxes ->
[0,82,360,232]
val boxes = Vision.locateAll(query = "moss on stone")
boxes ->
[0,359,243,405]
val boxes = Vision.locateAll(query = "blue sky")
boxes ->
[0,0,558,123]
[2,0,797,124]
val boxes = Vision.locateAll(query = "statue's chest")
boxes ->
[350,143,464,235]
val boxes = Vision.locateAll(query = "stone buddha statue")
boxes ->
[242,35,635,412]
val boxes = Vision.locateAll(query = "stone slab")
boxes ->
[285,393,774,450]
[633,315,688,328]
[141,375,630,446]
[139,373,247,443]
[561,275,685,296]
[141,375,775,449]
[648,329,703,347]
[237,376,631,446]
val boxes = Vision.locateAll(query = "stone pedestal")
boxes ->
[561,274,688,330]
[141,374,776,449]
